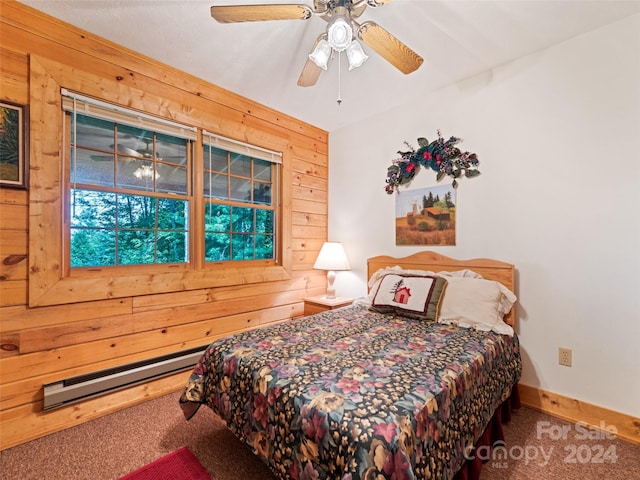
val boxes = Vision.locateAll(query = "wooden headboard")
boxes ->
[367,251,516,326]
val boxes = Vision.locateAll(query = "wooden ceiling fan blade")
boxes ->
[210,4,313,23]
[90,155,113,162]
[297,58,323,87]
[357,21,423,74]
[297,34,325,87]
[91,145,142,161]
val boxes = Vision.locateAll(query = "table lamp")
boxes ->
[313,241,350,299]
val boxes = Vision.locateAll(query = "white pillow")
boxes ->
[437,276,516,336]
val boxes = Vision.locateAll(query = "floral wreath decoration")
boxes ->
[385,130,480,194]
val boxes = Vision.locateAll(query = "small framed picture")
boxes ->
[0,101,29,189]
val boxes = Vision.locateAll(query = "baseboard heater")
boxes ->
[43,344,209,411]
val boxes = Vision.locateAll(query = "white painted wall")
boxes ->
[328,14,640,417]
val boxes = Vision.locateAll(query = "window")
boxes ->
[62,90,283,271]
[63,91,195,268]
[203,132,281,263]
[29,63,292,307]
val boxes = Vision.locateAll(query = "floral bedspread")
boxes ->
[180,304,521,480]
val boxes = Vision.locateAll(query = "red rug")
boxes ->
[119,447,210,480]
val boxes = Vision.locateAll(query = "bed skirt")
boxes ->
[453,385,521,480]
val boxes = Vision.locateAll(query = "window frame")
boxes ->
[28,56,292,307]
[62,111,195,273]
[202,131,282,266]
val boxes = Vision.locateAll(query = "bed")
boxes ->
[180,252,522,480]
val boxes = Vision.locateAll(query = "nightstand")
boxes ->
[303,295,353,316]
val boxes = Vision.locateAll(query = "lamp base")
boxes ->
[325,270,336,299]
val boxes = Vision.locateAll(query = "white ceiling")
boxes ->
[19,0,640,132]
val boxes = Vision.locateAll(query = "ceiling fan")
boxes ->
[210,0,424,87]
[90,141,155,162]
[88,140,188,164]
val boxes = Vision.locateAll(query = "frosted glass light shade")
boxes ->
[346,40,368,70]
[309,39,331,70]
[327,17,352,52]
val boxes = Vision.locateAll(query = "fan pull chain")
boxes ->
[337,51,342,106]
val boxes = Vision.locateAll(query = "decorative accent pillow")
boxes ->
[370,273,448,321]
[355,266,479,307]
[437,277,517,336]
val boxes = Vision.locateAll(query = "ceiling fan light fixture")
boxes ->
[346,40,368,70]
[133,165,159,180]
[309,39,332,70]
[327,16,353,52]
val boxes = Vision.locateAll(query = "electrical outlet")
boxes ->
[559,347,572,367]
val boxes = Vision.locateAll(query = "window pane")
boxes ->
[72,147,115,187]
[157,164,187,194]
[232,207,254,233]
[74,114,115,151]
[157,133,187,166]
[157,231,188,263]
[117,124,153,159]
[205,173,228,200]
[119,159,155,191]
[230,177,251,203]
[252,182,272,206]
[255,209,273,233]
[232,234,254,260]
[229,153,251,177]
[254,159,271,181]
[203,146,228,172]
[117,230,155,265]
[255,234,273,260]
[118,194,156,229]
[70,189,116,228]
[205,204,230,232]
[205,233,231,261]
[70,228,116,267]
[158,198,188,230]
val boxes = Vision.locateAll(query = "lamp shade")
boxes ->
[313,242,349,299]
[313,242,350,271]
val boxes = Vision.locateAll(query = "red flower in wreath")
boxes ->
[385,131,481,194]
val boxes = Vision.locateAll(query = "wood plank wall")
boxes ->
[0,3,328,450]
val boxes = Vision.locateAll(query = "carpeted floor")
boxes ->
[0,390,637,480]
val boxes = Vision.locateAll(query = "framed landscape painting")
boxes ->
[0,101,29,189]
[395,184,457,246]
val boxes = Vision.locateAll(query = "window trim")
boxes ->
[28,55,292,307]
